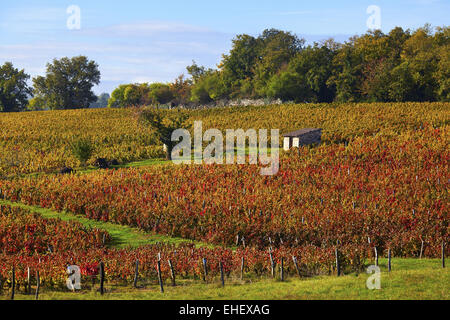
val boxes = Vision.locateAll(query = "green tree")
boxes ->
[0,62,32,112]
[433,27,450,101]
[108,84,128,108]
[27,97,47,111]
[221,34,259,82]
[190,71,230,103]
[284,43,337,102]
[90,93,110,108]
[253,29,305,94]
[108,84,150,107]
[400,25,439,101]
[148,83,175,105]
[388,62,417,101]
[186,61,210,83]
[435,44,450,101]
[70,138,95,167]
[266,71,307,102]
[32,56,100,110]
[124,84,147,106]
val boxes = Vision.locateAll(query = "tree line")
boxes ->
[0,24,448,112]
[186,24,449,104]
[111,24,449,107]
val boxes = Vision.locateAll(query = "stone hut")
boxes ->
[283,128,323,151]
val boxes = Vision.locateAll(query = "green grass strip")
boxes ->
[0,199,210,249]
[4,258,448,300]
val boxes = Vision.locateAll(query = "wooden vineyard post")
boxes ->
[335,248,341,277]
[280,258,285,282]
[269,249,275,278]
[419,240,424,259]
[133,260,139,288]
[240,257,245,281]
[157,258,164,293]
[442,241,446,269]
[11,266,15,300]
[202,258,208,282]
[99,262,105,295]
[292,256,301,278]
[26,267,31,295]
[168,260,176,287]
[388,249,392,272]
[374,247,379,267]
[220,262,225,287]
[35,271,40,300]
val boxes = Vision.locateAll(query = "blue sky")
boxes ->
[0,0,448,94]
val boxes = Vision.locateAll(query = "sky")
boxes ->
[0,0,448,94]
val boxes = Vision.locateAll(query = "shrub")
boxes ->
[70,139,94,166]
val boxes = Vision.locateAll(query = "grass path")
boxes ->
[5,258,449,300]
[0,199,208,249]
[18,146,281,178]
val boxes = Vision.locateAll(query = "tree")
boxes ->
[108,84,128,108]
[27,97,46,111]
[138,107,190,160]
[221,34,259,81]
[435,43,450,101]
[70,139,95,167]
[433,27,449,101]
[253,29,305,94]
[0,62,32,112]
[32,56,101,110]
[388,62,417,101]
[148,83,175,105]
[108,83,176,107]
[283,43,337,102]
[400,26,439,101]
[124,84,146,106]
[190,71,230,103]
[108,83,150,107]
[266,71,307,102]
[90,93,110,108]
[170,75,192,105]
[186,61,211,83]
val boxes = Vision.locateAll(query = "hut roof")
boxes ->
[283,128,322,137]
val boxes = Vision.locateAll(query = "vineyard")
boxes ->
[0,102,448,299]
[0,205,109,255]
[0,126,448,253]
[0,102,448,176]
[1,204,367,293]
